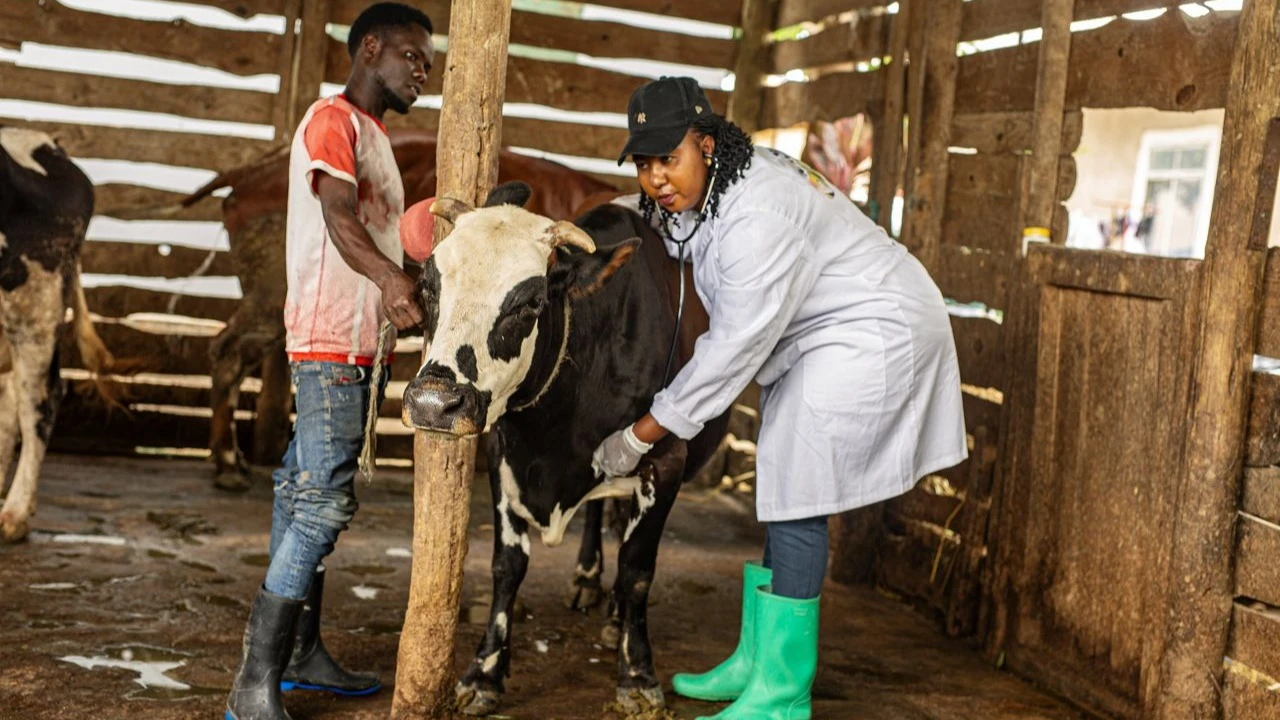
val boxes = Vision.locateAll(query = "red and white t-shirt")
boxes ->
[284,95,406,365]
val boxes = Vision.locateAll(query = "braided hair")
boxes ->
[640,113,754,229]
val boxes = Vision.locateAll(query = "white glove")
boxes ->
[591,424,653,478]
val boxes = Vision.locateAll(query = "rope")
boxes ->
[359,320,395,481]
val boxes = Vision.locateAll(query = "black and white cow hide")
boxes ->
[0,127,114,543]
[402,183,727,716]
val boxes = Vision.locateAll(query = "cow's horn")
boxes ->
[549,221,597,253]
[429,197,475,224]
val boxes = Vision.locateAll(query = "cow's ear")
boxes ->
[484,181,533,209]
[550,238,641,300]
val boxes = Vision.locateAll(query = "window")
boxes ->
[1129,126,1220,258]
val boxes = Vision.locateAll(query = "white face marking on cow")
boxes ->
[0,128,56,177]
[423,206,562,428]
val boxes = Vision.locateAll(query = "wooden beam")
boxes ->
[1242,466,1280,526]
[1018,0,1075,238]
[326,39,731,116]
[94,185,224,223]
[1235,514,1280,610]
[393,0,509,715]
[12,120,272,171]
[728,0,776,133]
[1246,372,1280,467]
[81,242,232,279]
[762,69,883,128]
[901,0,963,269]
[0,63,275,127]
[333,0,743,28]
[1158,1,1280,716]
[951,110,1083,155]
[955,11,1238,114]
[770,12,890,73]
[383,110,629,163]
[869,0,910,232]
[961,0,1187,44]
[776,0,888,27]
[0,1,281,77]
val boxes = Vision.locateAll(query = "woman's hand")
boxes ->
[591,424,654,478]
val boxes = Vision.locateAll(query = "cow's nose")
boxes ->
[402,376,485,435]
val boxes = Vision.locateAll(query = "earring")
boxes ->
[704,155,713,167]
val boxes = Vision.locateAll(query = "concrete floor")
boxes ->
[0,453,1088,719]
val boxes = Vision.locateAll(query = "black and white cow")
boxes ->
[401,183,726,715]
[0,127,114,543]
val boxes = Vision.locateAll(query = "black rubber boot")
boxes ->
[281,568,381,696]
[226,588,303,720]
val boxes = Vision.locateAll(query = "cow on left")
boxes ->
[0,126,115,543]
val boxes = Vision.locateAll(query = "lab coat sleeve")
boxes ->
[649,210,818,439]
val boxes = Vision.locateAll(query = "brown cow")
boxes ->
[172,129,618,485]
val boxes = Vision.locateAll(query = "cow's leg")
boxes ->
[456,449,531,717]
[564,499,606,612]
[0,371,19,503]
[0,269,63,543]
[611,442,686,714]
[209,316,250,488]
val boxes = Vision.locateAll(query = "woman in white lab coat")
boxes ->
[592,77,968,720]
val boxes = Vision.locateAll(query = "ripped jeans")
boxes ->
[263,362,385,600]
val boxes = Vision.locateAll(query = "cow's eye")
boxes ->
[513,297,544,319]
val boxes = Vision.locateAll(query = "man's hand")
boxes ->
[376,269,424,330]
[591,424,653,478]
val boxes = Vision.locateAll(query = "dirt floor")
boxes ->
[0,454,1089,720]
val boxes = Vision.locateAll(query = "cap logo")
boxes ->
[695,105,703,114]
[636,112,647,124]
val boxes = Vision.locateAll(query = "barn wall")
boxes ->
[767,0,1280,716]
[0,0,746,463]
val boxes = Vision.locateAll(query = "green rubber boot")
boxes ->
[697,586,819,720]
[672,562,772,701]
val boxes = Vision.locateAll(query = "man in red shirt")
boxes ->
[227,4,432,719]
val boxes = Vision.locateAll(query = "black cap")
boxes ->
[616,77,714,165]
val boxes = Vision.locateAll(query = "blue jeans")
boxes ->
[264,362,385,600]
[763,516,829,599]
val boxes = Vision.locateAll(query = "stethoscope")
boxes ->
[659,155,718,384]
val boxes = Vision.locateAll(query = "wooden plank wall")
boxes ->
[767,0,1247,642]
[1232,249,1280,717]
[1,0,746,466]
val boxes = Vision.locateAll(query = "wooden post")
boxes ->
[869,0,911,233]
[1017,0,1074,236]
[901,0,963,270]
[269,0,303,140]
[1157,1,1280,718]
[727,0,774,133]
[391,0,512,717]
[286,0,332,141]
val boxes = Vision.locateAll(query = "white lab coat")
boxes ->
[644,148,968,522]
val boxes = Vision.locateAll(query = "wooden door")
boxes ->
[992,248,1203,719]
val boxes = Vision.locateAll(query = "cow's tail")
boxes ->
[68,265,126,410]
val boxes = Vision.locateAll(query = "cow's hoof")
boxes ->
[601,621,621,650]
[564,576,603,612]
[0,513,29,544]
[455,681,500,716]
[212,471,251,493]
[615,685,666,715]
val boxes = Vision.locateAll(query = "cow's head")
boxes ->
[402,182,639,435]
